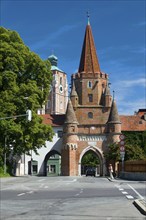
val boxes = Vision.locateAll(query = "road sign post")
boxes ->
[119,134,125,172]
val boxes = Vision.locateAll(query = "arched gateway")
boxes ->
[61,20,121,176]
[78,146,105,176]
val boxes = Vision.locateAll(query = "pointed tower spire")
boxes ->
[78,20,101,74]
[108,99,120,123]
[65,99,78,124]
[70,80,78,97]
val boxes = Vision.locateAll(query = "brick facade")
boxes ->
[61,22,121,176]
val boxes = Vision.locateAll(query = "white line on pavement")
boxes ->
[126,195,134,199]
[38,179,45,182]
[17,193,25,196]
[122,191,128,195]
[127,184,145,200]
[119,188,124,191]
[27,191,34,194]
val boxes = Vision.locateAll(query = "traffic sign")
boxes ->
[120,151,125,156]
[119,134,125,140]
[120,140,125,145]
[120,146,125,151]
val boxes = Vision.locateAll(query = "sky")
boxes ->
[1,0,146,115]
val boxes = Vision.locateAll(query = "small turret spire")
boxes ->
[108,99,120,123]
[65,99,78,124]
[70,80,78,97]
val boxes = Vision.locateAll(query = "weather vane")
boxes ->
[86,11,90,25]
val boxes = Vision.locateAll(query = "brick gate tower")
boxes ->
[61,19,121,176]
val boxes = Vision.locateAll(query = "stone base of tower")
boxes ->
[61,143,78,176]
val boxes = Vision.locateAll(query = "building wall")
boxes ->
[16,126,63,176]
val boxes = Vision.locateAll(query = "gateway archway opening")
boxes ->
[81,150,100,176]
[44,150,61,176]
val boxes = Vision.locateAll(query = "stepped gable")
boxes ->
[78,22,101,74]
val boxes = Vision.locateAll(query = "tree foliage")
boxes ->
[82,151,100,167]
[0,27,54,165]
[104,131,146,163]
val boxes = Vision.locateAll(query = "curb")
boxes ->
[133,199,146,216]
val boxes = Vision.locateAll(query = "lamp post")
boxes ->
[4,136,7,174]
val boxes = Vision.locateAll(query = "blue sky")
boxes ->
[1,0,146,115]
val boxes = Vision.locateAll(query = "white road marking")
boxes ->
[127,184,145,200]
[27,191,33,194]
[38,179,45,182]
[126,195,134,200]
[122,191,128,195]
[44,186,48,189]
[75,193,80,196]
[17,193,25,196]
[119,188,124,191]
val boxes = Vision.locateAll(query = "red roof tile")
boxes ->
[41,114,65,127]
[120,115,146,131]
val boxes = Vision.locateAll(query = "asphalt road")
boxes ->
[1,176,146,220]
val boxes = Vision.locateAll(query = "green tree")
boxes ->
[104,131,146,163]
[0,27,54,171]
[82,151,99,167]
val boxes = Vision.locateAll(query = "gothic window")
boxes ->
[88,112,93,119]
[88,81,92,88]
[88,94,93,102]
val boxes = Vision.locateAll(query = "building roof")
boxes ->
[41,110,146,131]
[108,99,121,124]
[41,114,65,127]
[48,54,64,72]
[120,115,146,131]
[70,80,78,97]
[64,99,78,124]
[78,23,101,74]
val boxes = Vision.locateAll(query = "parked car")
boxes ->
[86,168,96,177]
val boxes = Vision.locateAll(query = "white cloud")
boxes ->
[117,78,146,88]
[31,23,80,51]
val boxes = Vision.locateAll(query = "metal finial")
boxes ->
[86,11,90,25]
[113,90,115,100]
[51,49,54,55]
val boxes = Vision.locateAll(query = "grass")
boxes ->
[0,167,11,177]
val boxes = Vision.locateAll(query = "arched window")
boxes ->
[88,112,93,119]
[88,81,92,88]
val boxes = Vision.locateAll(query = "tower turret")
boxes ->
[107,98,121,143]
[61,99,78,176]
[104,81,112,107]
[70,79,78,109]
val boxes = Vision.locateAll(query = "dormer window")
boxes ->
[88,81,92,88]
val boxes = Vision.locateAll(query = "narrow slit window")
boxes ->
[88,94,93,102]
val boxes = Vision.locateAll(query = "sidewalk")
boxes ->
[107,177,146,216]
